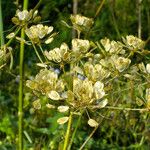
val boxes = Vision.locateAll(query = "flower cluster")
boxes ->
[44,43,70,63]
[70,14,94,31]
[26,69,65,99]
[12,9,40,26]
[26,14,150,128]
[25,24,54,44]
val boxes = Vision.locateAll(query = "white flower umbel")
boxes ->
[72,39,90,53]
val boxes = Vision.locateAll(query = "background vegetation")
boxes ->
[0,0,150,149]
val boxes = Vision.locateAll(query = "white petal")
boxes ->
[57,117,69,124]
[36,63,47,68]
[46,103,55,109]
[48,91,60,100]
[98,99,108,108]
[45,37,54,44]
[58,106,69,112]
[88,119,98,127]
[146,64,150,74]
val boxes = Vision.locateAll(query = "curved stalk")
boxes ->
[32,43,43,63]
[18,0,28,149]
[63,112,73,150]
[79,126,99,150]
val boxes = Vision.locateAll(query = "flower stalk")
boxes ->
[18,0,28,149]
[63,112,73,150]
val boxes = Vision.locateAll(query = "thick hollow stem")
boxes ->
[63,112,73,150]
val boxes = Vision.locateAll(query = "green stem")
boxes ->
[68,111,83,150]
[0,0,4,46]
[79,126,99,150]
[63,112,73,150]
[104,106,148,111]
[6,27,21,47]
[32,0,43,13]
[18,0,28,149]
[38,44,48,61]
[32,42,43,63]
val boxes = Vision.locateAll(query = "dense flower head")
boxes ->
[12,9,39,26]
[84,62,110,81]
[70,14,94,30]
[72,39,90,53]
[124,35,145,49]
[100,38,124,54]
[44,43,70,63]
[67,77,105,107]
[111,55,131,72]
[26,69,64,98]
[25,24,54,44]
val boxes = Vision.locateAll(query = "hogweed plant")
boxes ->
[1,5,150,149]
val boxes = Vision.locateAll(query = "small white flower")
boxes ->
[46,103,55,109]
[57,117,69,124]
[72,39,90,53]
[57,106,69,113]
[88,119,99,127]
[146,64,150,74]
[17,10,28,21]
[48,91,60,100]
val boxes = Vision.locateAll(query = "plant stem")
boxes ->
[138,0,142,38]
[0,0,4,46]
[6,27,21,47]
[63,112,73,150]
[32,43,43,63]
[94,0,106,19]
[68,111,83,150]
[104,106,148,111]
[79,126,99,150]
[32,0,43,13]
[18,0,28,149]
[38,44,48,61]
